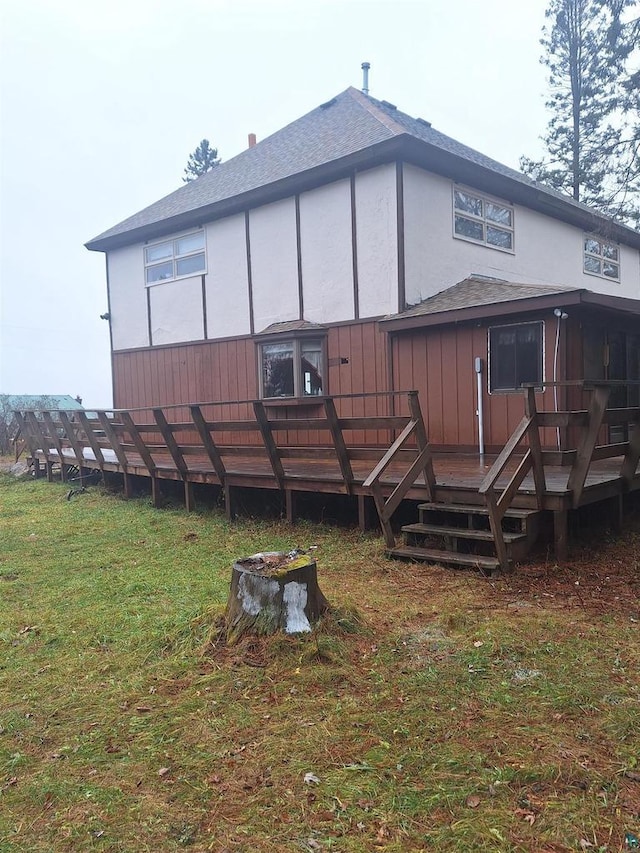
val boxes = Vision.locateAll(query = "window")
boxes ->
[260,338,325,399]
[144,231,206,285]
[453,187,514,251]
[583,235,619,281]
[489,322,543,392]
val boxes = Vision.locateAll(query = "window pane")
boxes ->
[262,343,294,398]
[176,232,205,256]
[516,325,541,386]
[602,243,618,260]
[145,242,172,263]
[486,226,512,250]
[603,261,619,279]
[176,253,205,277]
[486,203,512,226]
[454,190,483,217]
[490,323,541,391]
[584,238,600,255]
[454,215,484,241]
[146,261,174,283]
[584,255,601,274]
[301,340,323,396]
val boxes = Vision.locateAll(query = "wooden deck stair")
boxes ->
[388,501,541,573]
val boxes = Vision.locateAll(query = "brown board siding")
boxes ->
[391,315,559,450]
[111,320,391,447]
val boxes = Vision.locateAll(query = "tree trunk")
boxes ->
[224,552,328,645]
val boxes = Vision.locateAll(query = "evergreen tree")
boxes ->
[183,139,220,183]
[521,0,639,225]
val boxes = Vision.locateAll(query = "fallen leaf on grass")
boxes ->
[158,767,170,777]
[624,770,640,782]
[579,840,594,850]
[135,706,152,713]
[466,794,481,808]
[304,772,321,785]
[514,807,536,825]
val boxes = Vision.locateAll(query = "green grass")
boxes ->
[0,473,639,852]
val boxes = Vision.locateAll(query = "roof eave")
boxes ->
[381,291,586,331]
[399,136,640,250]
[85,136,407,253]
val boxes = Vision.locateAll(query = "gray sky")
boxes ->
[0,0,548,408]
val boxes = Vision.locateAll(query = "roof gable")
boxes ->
[87,87,640,252]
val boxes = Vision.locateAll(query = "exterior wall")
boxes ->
[402,164,640,304]
[106,164,401,353]
[250,197,299,331]
[149,276,203,345]
[107,245,149,350]
[355,163,398,317]
[299,179,354,323]
[391,311,560,449]
[205,213,251,339]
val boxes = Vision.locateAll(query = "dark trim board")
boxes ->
[396,160,405,313]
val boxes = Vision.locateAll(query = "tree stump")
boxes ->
[224,552,329,645]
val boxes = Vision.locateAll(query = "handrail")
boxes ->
[478,388,546,571]
[362,391,435,547]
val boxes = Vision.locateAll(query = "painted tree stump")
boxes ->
[224,551,329,644]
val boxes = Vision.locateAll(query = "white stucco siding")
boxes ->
[205,214,251,338]
[402,164,640,302]
[356,164,398,317]
[107,245,149,350]
[149,277,204,345]
[250,198,299,331]
[299,179,354,323]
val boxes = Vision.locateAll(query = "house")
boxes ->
[86,86,640,454]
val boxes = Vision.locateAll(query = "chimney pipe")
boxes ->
[361,61,370,95]
[248,133,257,148]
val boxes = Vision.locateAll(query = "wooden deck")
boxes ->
[14,386,640,570]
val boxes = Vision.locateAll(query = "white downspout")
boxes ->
[475,356,485,459]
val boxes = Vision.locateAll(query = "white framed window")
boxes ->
[144,230,206,285]
[453,187,514,252]
[489,321,544,393]
[259,338,325,399]
[583,235,620,281]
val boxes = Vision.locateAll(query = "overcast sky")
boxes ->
[0,0,549,408]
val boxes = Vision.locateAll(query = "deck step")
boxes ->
[417,502,537,519]
[401,523,526,543]
[387,545,501,572]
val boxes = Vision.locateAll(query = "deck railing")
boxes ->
[362,391,435,547]
[480,381,640,570]
[13,391,427,515]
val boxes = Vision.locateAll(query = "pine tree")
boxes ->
[521,0,639,225]
[183,139,220,183]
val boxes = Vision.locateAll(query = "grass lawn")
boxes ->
[0,473,639,852]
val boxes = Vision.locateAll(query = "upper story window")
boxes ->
[260,338,325,399]
[453,187,514,252]
[144,231,206,285]
[489,321,543,392]
[583,235,620,281]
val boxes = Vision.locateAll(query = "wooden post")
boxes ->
[407,391,436,500]
[285,489,297,524]
[123,472,133,499]
[323,397,354,494]
[77,412,105,468]
[184,481,196,513]
[190,405,226,485]
[620,409,640,485]
[524,387,546,508]
[224,482,236,520]
[567,385,610,507]
[41,412,67,480]
[120,411,156,476]
[357,494,376,531]
[151,475,162,508]
[253,401,285,489]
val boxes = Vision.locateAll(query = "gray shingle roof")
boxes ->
[256,319,326,336]
[87,87,640,251]
[391,277,580,319]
